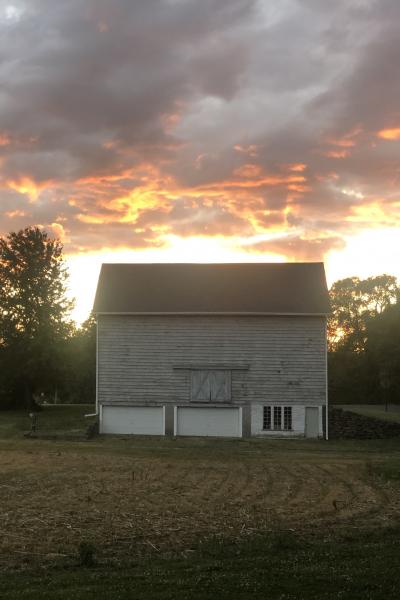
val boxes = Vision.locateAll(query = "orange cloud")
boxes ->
[233,163,263,178]
[6,177,46,202]
[76,214,107,225]
[287,163,307,172]
[0,133,10,146]
[287,184,312,192]
[101,139,117,149]
[346,202,398,225]
[320,126,363,158]
[5,209,28,218]
[323,149,350,159]
[315,172,339,182]
[233,144,258,157]
[76,169,134,185]
[244,234,346,261]
[200,174,306,191]
[327,138,355,148]
[50,222,68,242]
[160,111,181,132]
[377,128,400,140]
[326,126,363,147]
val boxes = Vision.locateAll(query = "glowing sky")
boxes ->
[0,0,399,323]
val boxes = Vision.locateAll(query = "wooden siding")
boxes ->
[97,315,326,408]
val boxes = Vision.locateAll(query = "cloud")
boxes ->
[0,0,399,264]
[244,234,346,262]
[135,197,254,238]
[377,128,400,140]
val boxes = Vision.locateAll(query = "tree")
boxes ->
[329,275,399,351]
[59,314,96,404]
[328,273,400,405]
[0,227,73,408]
[365,301,400,405]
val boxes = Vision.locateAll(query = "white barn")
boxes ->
[93,263,330,438]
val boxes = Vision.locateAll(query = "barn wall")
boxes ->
[97,315,326,409]
[250,405,323,436]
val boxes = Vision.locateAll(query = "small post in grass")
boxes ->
[29,412,38,433]
[379,367,391,413]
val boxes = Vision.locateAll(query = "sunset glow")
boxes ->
[377,128,400,140]
[66,236,288,323]
[6,178,44,202]
[66,227,400,324]
[0,1,399,324]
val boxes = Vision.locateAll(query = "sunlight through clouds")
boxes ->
[66,236,286,324]
[0,0,399,323]
[326,228,400,287]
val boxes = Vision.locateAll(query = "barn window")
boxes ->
[263,406,293,431]
[262,406,271,430]
[273,406,282,430]
[191,370,231,402]
[283,407,292,430]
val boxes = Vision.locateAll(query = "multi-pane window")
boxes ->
[263,406,292,431]
[273,407,282,430]
[262,406,271,430]
[283,407,292,430]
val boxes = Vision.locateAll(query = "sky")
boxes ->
[0,0,399,323]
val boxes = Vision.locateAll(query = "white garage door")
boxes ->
[176,407,241,437]
[101,406,164,435]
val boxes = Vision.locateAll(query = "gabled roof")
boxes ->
[93,263,330,315]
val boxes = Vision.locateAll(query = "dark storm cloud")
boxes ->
[310,33,400,136]
[0,0,399,257]
[0,0,256,181]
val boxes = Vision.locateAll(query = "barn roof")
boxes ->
[93,263,330,315]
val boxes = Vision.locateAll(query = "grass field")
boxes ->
[0,404,95,439]
[1,405,400,599]
[341,404,400,424]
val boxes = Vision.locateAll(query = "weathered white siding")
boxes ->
[97,315,326,412]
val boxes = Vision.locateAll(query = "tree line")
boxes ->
[0,226,398,409]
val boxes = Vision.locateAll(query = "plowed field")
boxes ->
[1,437,399,569]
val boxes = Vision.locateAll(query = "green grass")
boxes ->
[0,404,95,438]
[0,527,399,599]
[370,459,400,482]
[342,405,400,424]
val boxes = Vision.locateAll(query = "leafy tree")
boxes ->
[328,349,371,404]
[329,275,399,351]
[0,227,73,408]
[59,314,96,404]
[365,301,400,404]
[359,275,400,313]
[328,273,400,405]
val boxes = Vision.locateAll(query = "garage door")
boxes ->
[176,407,241,437]
[101,406,164,435]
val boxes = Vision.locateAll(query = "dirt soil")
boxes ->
[1,439,400,569]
